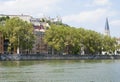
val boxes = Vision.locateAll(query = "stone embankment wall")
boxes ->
[0,54,120,61]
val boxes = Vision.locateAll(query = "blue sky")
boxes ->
[0,0,120,37]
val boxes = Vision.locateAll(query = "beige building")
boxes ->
[0,14,32,23]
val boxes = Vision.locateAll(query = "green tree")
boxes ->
[44,23,118,55]
[4,17,35,54]
[0,16,9,22]
[44,24,82,54]
[0,16,10,43]
[82,30,103,54]
[102,36,117,54]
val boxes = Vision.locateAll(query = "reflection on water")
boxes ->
[0,60,120,82]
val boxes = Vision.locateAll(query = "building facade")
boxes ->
[0,31,4,54]
[31,18,50,54]
[0,14,32,23]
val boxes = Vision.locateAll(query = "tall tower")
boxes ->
[105,18,110,36]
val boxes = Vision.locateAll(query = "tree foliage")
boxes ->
[0,17,35,53]
[44,24,118,55]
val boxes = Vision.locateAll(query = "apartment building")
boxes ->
[32,19,50,54]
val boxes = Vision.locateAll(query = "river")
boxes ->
[0,60,120,82]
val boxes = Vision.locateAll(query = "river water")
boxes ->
[0,60,120,82]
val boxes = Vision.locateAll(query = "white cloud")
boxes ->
[62,8,118,34]
[93,0,110,6]
[85,0,111,7]
[62,8,107,24]
[110,20,120,37]
[0,0,60,16]
[110,20,120,26]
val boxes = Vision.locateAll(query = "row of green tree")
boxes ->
[0,17,35,53]
[0,16,119,55]
[44,24,119,55]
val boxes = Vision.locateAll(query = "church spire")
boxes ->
[105,18,110,36]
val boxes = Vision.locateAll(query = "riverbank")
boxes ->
[0,54,120,61]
